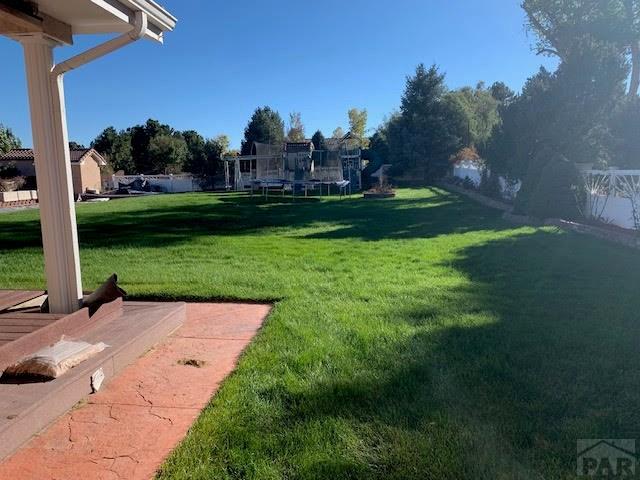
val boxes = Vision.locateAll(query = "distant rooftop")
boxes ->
[0,148,105,165]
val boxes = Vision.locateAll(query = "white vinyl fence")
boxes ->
[453,162,640,231]
[583,169,640,230]
[452,161,521,201]
[111,174,201,193]
[453,161,482,187]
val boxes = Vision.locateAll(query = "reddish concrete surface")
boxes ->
[0,303,271,480]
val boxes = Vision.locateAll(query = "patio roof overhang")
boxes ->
[0,0,176,44]
[0,0,176,314]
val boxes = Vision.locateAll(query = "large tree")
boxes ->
[92,126,117,156]
[148,133,188,174]
[331,127,345,139]
[92,126,135,173]
[182,130,207,173]
[110,131,134,173]
[387,64,466,179]
[311,130,325,150]
[0,124,21,154]
[348,108,369,147]
[188,134,229,178]
[489,81,516,105]
[130,119,173,173]
[241,107,285,154]
[445,83,500,150]
[286,112,305,142]
[485,41,628,215]
[68,141,86,150]
[610,95,640,167]
[522,0,640,95]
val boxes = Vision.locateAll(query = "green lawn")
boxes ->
[1,188,639,479]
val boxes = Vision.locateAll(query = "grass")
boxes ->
[1,187,640,479]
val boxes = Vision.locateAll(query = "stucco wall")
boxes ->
[71,158,102,195]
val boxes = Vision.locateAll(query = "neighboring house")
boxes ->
[223,132,364,191]
[0,148,107,196]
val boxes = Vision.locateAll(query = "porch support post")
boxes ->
[20,34,83,314]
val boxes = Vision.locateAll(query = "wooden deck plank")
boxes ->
[0,319,55,328]
[0,313,64,321]
[0,326,43,334]
[0,291,45,312]
[0,332,29,341]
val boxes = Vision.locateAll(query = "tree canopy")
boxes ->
[148,134,188,174]
[286,112,306,142]
[348,108,369,147]
[241,107,285,154]
[386,64,466,179]
[311,130,325,150]
[445,83,501,150]
[331,127,345,139]
[522,0,640,95]
[91,120,228,175]
[0,124,21,155]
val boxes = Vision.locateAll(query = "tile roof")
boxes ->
[0,148,103,164]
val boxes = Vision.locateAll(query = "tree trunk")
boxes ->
[629,41,640,96]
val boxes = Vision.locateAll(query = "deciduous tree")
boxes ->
[331,127,345,139]
[286,112,305,142]
[348,108,369,147]
[148,134,188,174]
[522,0,640,95]
[0,124,21,154]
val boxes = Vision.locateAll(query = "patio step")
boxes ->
[0,291,45,312]
[0,301,186,460]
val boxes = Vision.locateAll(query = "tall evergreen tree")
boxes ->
[311,130,325,150]
[387,64,466,179]
[241,107,285,154]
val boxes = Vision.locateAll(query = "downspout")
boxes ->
[51,11,148,77]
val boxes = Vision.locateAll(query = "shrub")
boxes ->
[0,161,20,179]
[462,177,476,190]
[479,170,502,200]
[513,147,556,215]
[526,157,581,221]
[0,176,25,192]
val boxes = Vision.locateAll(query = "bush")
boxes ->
[526,156,581,221]
[0,176,25,192]
[513,147,556,215]
[0,161,20,179]
[479,170,502,200]
[462,177,476,190]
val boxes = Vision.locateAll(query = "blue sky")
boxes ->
[0,0,556,149]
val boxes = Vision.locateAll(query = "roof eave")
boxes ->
[69,0,176,43]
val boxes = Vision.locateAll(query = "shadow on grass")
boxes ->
[236,229,640,478]
[0,188,508,251]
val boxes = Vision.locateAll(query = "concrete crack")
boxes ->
[135,383,153,406]
[149,408,174,425]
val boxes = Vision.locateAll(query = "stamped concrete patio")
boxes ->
[0,302,270,480]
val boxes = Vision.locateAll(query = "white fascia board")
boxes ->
[72,0,175,42]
